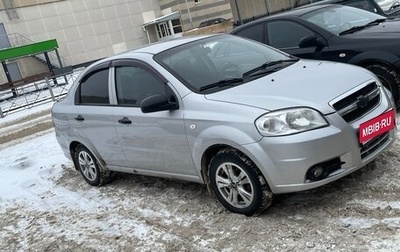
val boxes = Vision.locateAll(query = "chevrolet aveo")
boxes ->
[52,34,396,216]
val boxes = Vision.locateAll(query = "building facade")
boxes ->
[0,0,295,85]
[159,0,233,31]
[0,0,163,84]
[230,0,293,24]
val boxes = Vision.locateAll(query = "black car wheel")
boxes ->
[209,148,273,216]
[365,64,400,106]
[74,145,111,186]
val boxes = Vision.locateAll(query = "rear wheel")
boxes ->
[74,145,111,186]
[365,64,400,106]
[209,148,273,216]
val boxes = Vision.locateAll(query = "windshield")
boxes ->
[154,35,291,93]
[301,5,386,34]
[376,0,400,12]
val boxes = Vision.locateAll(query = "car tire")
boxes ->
[209,148,273,216]
[74,145,111,186]
[365,64,400,106]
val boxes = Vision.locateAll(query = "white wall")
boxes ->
[0,0,161,66]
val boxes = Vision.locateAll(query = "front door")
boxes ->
[112,62,196,176]
[266,20,326,60]
[0,24,22,82]
[7,62,22,81]
[156,22,171,40]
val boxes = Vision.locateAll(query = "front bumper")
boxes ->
[242,99,396,194]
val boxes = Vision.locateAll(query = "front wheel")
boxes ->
[74,145,111,186]
[365,64,400,106]
[209,148,273,216]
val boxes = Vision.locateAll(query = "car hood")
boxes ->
[205,60,376,115]
[349,19,400,38]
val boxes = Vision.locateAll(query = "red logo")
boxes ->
[359,110,395,144]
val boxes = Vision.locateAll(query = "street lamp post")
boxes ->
[234,0,243,25]
[184,0,194,29]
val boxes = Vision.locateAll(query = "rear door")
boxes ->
[72,65,125,166]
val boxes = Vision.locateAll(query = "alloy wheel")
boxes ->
[215,162,254,208]
[78,151,97,182]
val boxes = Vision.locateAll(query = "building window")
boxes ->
[156,19,183,39]
[171,19,182,34]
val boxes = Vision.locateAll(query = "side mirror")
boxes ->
[298,36,327,49]
[140,94,178,113]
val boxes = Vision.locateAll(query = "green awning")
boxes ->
[0,39,58,61]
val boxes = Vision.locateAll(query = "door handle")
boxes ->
[75,115,84,121]
[118,117,132,125]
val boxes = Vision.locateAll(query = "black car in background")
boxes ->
[198,18,227,28]
[231,4,400,104]
[298,0,400,18]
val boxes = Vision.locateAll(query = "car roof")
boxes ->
[238,3,337,23]
[129,35,220,57]
[132,35,216,55]
[269,4,334,17]
[305,0,347,6]
[91,34,218,64]
[86,34,223,68]
[230,3,340,32]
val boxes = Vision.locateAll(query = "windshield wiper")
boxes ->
[339,18,386,36]
[242,58,299,79]
[388,4,400,16]
[199,78,244,92]
[199,58,299,92]
[390,3,400,10]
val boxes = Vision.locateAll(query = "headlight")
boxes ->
[255,107,328,136]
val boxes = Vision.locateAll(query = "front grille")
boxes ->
[360,132,390,159]
[332,82,380,122]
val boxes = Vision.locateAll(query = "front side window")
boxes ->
[267,21,314,49]
[78,69,109,105]
[115,66,165,107]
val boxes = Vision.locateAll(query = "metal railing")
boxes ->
[0,68,83,118]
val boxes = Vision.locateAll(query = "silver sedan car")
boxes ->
[52,34,396,216]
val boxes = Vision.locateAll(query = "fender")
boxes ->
[68,136,107,170]
[190,124,262,175]
[190,124,280,189]
[348,50,400,68]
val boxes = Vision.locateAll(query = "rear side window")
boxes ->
[78,69,109,105]
[234,23,264,43]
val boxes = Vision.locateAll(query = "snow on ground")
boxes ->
[1,103,400,251]
[1,84,67,206]
[0,132,69,207]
